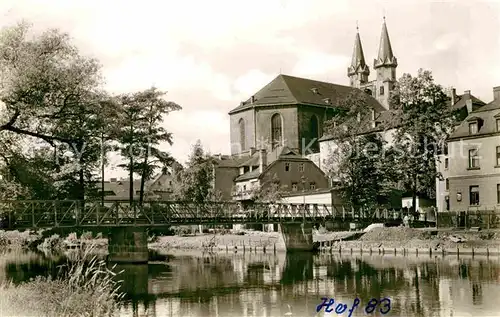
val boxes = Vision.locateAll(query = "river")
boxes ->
[1,249,499,317]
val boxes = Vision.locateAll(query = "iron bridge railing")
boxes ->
[0,200,391,229]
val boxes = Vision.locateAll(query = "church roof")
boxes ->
[374,19,397,69]
[347,30,370,76]
[228,74,386,114]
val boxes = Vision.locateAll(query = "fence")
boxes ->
[437,208,500,229]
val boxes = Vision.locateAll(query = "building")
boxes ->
[231,147,329,201]
[437,86,500,212]
[227,19,396,160]
[98,172,177,203]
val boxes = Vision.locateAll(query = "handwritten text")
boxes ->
[316,297,391,315]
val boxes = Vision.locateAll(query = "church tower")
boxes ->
[347,26,370,88]
[373,17,397,109]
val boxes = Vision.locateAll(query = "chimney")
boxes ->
[250,95,255,104]
[370,109,376,128]
[259,149,267,173]
[249,147,256,155]
[450,87,456,105]
[110,178,117,182]
[464,90,472,114]
[493,86,500,100]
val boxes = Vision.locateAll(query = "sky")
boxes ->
[1,0,500,179]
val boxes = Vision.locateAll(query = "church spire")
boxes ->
[347,24,369,86]
[374,17,397,69]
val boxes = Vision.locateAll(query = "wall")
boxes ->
[229,109,255,155]
[448,135,500,211]
[318,128,397,174]
[233,178,260,200]
[436,154,450,212]
[260,160,329,193]
[281,192,332,204]
[255,106,298,151]
[214,166,240,200]
[297,105,328,154]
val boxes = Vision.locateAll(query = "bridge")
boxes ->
[0,200,389,262]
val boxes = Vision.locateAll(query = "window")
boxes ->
[298,163,304,172]
[445,196,450,211]
[291,183,298,191]
[169,181,172,186]
[391,69,396,80]
[310,182,316,190]
[469,186,480,206]
[445,179,449,191]
[497,119,500,132]
[238,118,246,151]
[469,122,478,134]
[468,149,479,168]
[444,158,449,169]
[496,146,500,166]
[243,184,247,191]
[497,184,500,204]
[379,86,384,96]
[285,162,290,172]
[271,113,283,149]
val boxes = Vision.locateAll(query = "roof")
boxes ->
[234,148,316,182]
[228,74,386,114]
[348,31,369,76]
[449,99,500,140]
[374,20,397,68]
[450,93,485,112]
[213,154,252,168]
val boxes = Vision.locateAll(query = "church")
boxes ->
[212,19,399,202]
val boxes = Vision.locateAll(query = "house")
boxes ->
[231,147,329,201]
[97,172,177,203]
[437,86,500,212]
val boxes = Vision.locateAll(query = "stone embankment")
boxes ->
[2,227,500,254]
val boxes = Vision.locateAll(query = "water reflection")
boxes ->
[1,249,500,317]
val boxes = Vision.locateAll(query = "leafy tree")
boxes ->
[133,88,181,205]
[0,22,113,200]
[390,69,455,215]
[116,88,181,205]
[251,173,285,203]
[173,140,221,203]
[323,90,395,211]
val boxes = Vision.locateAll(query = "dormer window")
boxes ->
[323,98,331,104]
[311,88,319,94]
[469,122,478,134]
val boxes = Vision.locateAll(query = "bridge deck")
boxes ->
[0,200,397,229]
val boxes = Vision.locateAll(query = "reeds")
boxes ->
[0,243,124,317]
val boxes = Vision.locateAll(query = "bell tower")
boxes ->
[373,17,397,109]
[347,25,370,89]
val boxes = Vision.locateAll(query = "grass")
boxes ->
[0,244,124,317]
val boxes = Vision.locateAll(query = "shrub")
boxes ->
[0,244,123,316]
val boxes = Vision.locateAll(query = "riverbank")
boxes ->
[2,227,500,254]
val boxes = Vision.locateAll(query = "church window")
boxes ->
[238,118,246,151]
[379,86,385,96]
[391,69,396,80]
[309,115,319,152]
[271,113,283,149]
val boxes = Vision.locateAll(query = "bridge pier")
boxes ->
[108,227,148,263]
[281,223,315,252]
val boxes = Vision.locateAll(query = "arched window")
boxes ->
[309,115,319,152]
[238,118,245,151]
[271,113,283,149]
